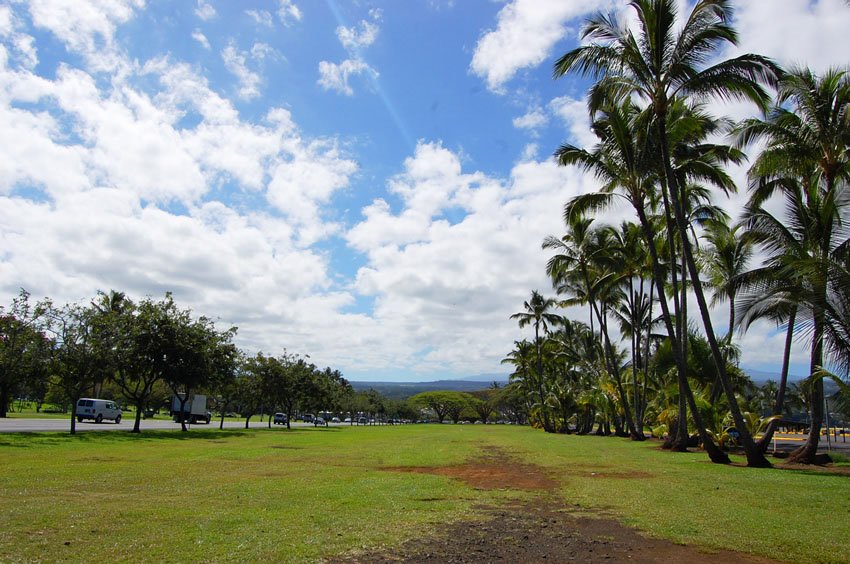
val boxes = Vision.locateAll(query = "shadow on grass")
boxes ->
[0,425,345,449]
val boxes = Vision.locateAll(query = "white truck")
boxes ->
[170,393,211,424]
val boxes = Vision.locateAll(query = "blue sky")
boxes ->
[1,0,849,382]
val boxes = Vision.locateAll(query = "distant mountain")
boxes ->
[742,368,803,384]
[456,373,509,383]
[743,368,841,396]
[350,378,508,400]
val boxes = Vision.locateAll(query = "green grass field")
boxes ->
[0,425,847,562]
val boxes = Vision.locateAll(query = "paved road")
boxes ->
[0,418,350,433]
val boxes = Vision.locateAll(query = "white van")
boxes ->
[76,398,122,424]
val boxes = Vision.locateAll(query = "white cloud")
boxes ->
[191,29,210,50]
[267,140,358,245]
[250,42,279,62]
[728,0,850,73]
[195,0,216,21]
[549,95,595,149]
[320,9,381,96]
[345,141,604,373]
[317,58,377,96]
[277,0,302,26]
[336,19,379,51]
[470,0,610,92]
[0,5,38,70]
[27,0,144,71]
[246,10,274,28]
[512,107,546,132]
[221,42,262,100]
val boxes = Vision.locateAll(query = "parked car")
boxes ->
[273,413,287,425]
[314,417,326,426]
[331,417,340,423]
[76,398,122,424]
[301,413,314,423]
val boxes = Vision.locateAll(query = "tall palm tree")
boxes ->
[735,66,850,463]
[545,216,642,439]
[558,99,735,460]
[554,0,780,467]
[510,291,561,432]
[701,219,752,341]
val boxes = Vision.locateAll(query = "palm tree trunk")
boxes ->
[534,324,553,433]
[789,311,824,463]
[658,119,769,467]
[590,298,640,439]
[758,308,796,453]
[634,206,729,463]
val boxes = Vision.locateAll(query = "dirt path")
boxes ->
[333,450,778,563]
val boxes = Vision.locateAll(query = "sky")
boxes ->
[1,0,849,382]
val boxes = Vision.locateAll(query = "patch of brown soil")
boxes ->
[386,460,558,491]
[334,498,778,564]
[778,461,850,476]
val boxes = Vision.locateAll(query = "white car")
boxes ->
[76,398,122,424]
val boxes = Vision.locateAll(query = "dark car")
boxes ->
[273,412,287,425]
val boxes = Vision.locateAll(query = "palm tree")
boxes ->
[554,0,780,467]
[735,66,850,463]
[545,216,642,439]
[701,219,753,341]
[557,99,736,459]
[510,292,561,432]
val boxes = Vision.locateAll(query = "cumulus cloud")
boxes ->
[549,95,595,149]
[512,107,546,132]
[319,9,381,96]
[277,0,302,26]
[246,10,274,28]
[470,0,610,92]
[195,0,216,21]
[344,141,607,373]
[336,19,379,51]
[27,0,144,71]
[317,58,377,96]
[221,42,262,100]
[191,29,210,50]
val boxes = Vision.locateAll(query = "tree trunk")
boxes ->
[133,400,143,433]
[635,188,729,463]
[0,384,9,418]
[789,311,824,464]
[663,416,678,449]
[70,403,77,435]
[589,297,640,440]
[658,119,768,467]
[219,412,225,430]
[758,309,796,453]
[179,390,190,432]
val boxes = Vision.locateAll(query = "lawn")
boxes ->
[0,425,847,562]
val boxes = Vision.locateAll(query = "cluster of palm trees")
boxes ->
[505,0,849,467]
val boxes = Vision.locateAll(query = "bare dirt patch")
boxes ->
[340,452,775,563]
[334,498,777,564]
[384,453,558,491]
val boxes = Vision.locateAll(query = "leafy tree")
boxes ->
[0,290,52,418]
[106,295,169,433]
[46,303,113,434]
[410,391,471,424]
